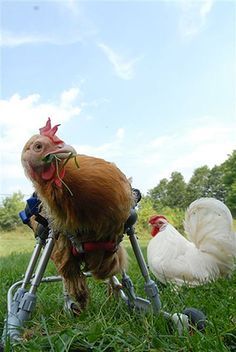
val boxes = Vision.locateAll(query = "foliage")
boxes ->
[0,192,25,231]
[136,196,155,237]
[148,178,169,209]
[155,206,185,233]
[185,165,212,204]
[148,172,187,209]
[221,150,236,216]
[185,165,226,205]
[165,171,187,209]
[136,196,185,239]
[147,151,235,215]
[206,165,226,200]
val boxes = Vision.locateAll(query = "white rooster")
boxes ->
[147,198,236,286]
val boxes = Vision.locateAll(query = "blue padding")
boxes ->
[19,195,41,224]
[19,210,29,224]
[26,196,40,215]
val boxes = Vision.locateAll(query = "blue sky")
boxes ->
[0,0,235,199]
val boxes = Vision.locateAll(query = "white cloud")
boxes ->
[0,31,51,47]
[141,118,236,190]
[179,0,214,39]
[0,30,79,47]
[0,91,81,133]
[0,89,82,196]
[74,127,125,160]
[173,122,235,169]
[98,42,140,80]
[1,2,96,48]
[200,0,214,18]
[0,29,86,47]
[71,116,235,193]
[148,136,172,148]
[116,128,125,140]
[60,88,81,107]
[0,91,235,197]
[64,0,80,14]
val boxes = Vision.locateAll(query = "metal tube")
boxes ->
[28,230,56,295]
[21,239,44,289]
[110,276,129,303]
[7,276,62,312]
[128,232,150,281]
[128,229,162,313]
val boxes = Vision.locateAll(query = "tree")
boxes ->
[221,150,236,216]
[147,178,169,210]
[136,196,155,237]
[135,196,185,238]
[156,206,185,233]
[0,192,25,231]
[185,166,211,204]
[148,172,187,210]
[206,165,226,201]
[146,151,236,217]
[166,172,187,209]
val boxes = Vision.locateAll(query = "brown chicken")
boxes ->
[21,118,133,311]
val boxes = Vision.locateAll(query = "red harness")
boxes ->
[72,241,118,256]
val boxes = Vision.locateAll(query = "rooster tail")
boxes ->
[184,197,236,275]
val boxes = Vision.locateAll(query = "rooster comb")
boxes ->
[149,215,167,225]
[39,117,64,144]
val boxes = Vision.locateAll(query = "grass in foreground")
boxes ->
[0,241,236,352]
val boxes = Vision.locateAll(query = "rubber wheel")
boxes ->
[183,307,206,332]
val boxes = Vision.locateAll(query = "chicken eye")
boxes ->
[33,142,43,152]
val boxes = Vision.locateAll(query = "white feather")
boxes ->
[147,198,236,286]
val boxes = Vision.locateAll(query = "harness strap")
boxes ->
[72,241,118,255]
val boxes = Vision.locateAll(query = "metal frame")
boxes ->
[2,209,192,346]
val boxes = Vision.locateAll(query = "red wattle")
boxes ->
[54,168,66,187]
[151,227,159,237]
[41,164,56,180]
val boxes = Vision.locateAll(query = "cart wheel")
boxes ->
[183,307,206,332]
[170,312,189,335]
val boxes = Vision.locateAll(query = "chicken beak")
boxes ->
[43,144,77,162]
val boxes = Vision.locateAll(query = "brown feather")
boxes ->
[22,136,133,310]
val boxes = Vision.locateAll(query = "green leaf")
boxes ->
[42,154,55,163]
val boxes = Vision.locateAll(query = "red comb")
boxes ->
[149,215,167,225]
[39,117,64,144]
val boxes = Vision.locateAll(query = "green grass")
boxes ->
[0,227,35,257]
[0,230,236,351]
[1,220,235,258]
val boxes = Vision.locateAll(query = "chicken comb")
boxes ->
[149,215,167,225]
[39,117,64,144]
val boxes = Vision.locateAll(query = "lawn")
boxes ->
[0,230,235,351]
[0,227,35,257]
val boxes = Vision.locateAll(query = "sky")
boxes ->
[0,0,236,200]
